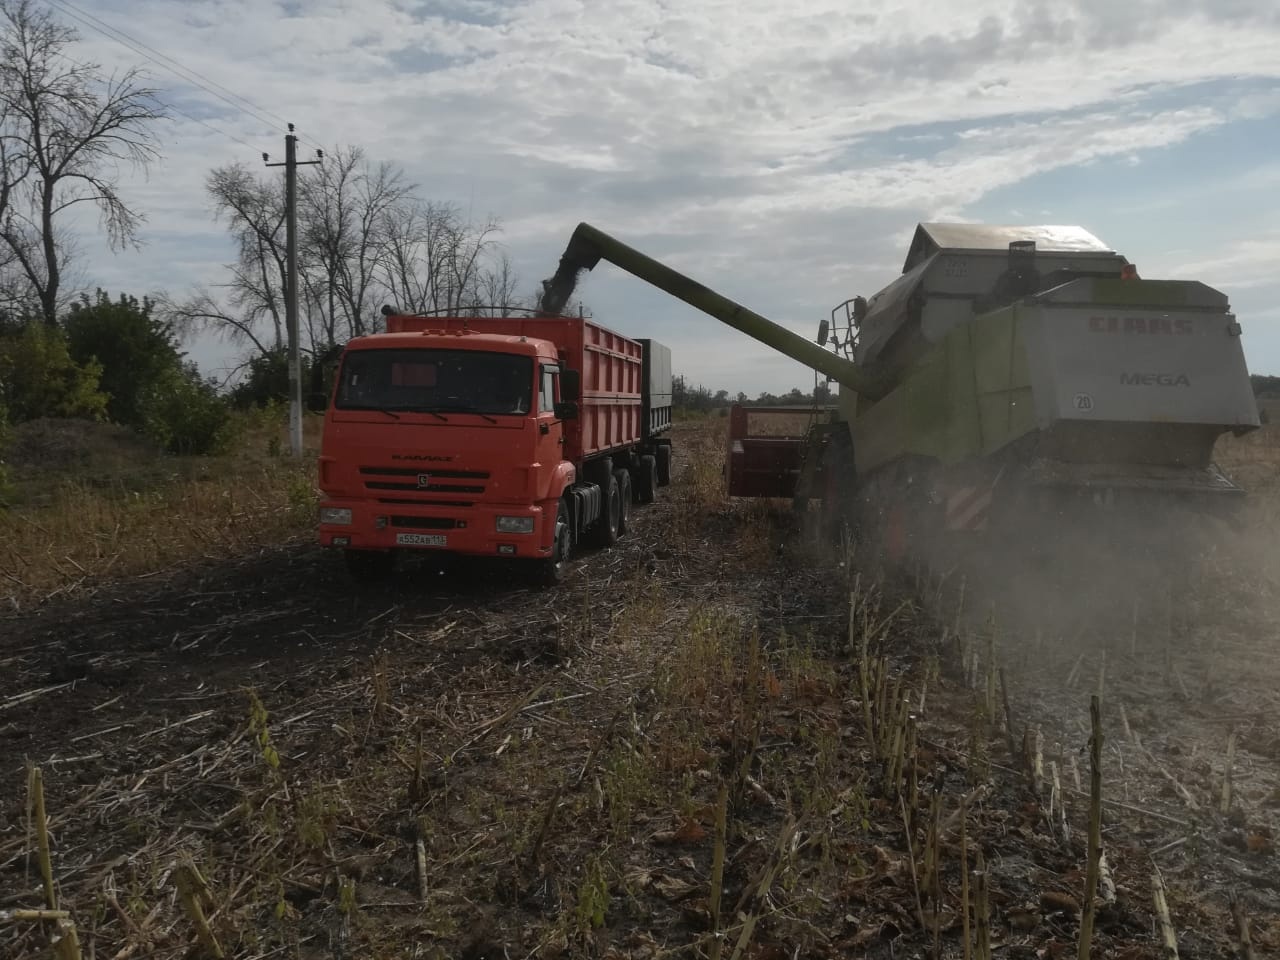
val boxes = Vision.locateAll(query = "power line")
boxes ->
[169,105,259,151]
[52,48,259,153]
[44,0,297,139]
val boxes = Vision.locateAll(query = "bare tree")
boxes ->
[0,0,164,325]
[300,146,411,346]
[203,164,288,351]
[180,150,522,376]
[377,199,503,316]
[475,251,524,317]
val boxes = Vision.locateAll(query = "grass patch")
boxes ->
[0,408,321,604]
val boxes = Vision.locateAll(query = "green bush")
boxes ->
[64,291,183,428]
[0,401,11,507]
[0,323,108,422]
[230,345,342,411]
[138,363,236,455]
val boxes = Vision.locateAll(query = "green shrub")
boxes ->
[0,401,11,507]
[0,323,108,422]
[138,363,236,455]
[64,291,183,428]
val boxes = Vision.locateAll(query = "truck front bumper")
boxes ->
[318,499,552,558]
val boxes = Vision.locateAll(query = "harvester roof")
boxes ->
[903,223,1114,273]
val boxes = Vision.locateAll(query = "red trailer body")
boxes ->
[317,313,672,586]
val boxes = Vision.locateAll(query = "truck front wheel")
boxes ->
[533,499,573,587]
[589,474,622,548]
[344,549,396,582]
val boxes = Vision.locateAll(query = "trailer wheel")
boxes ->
[614,469,632,534]
[344,549,396,583]
[656,443,672,487]
[533,499,572,587]
[635,454,657,504]
[589,474,622,547]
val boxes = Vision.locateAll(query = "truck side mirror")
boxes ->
[562,369,581,402]
[553,401,579,420]
[817,318,829,346]
[852,296,868,325]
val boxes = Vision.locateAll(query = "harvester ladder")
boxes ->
[793,392,839,507]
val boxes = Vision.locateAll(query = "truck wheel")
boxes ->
[533,499,572,587]
[590,474,621,547]
[656,443,672,487]
[614,469,632,534]
[636,454,657,504]
[344,549,396,582]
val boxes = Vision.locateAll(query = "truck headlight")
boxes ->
[320,506,353,525]
[496,516,535,534]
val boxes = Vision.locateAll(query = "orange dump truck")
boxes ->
[316,310,673,585]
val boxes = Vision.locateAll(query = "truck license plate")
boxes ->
[395,533,447,547]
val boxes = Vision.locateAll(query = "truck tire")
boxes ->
[636,454,657,504]
[533,498,572,587]
[589,474,621,547]
[614,469,632,534]
[344,549,396,582]
[656,443,672,487]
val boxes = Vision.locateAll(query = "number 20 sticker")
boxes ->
[1073,393,1094,411]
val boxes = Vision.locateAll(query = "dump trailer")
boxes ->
[316,310,673,585]
[538,222,1260,578]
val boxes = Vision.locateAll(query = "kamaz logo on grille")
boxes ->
[392,454,454,462]
[1120,372,1191,387]
[1089,316,1194,335]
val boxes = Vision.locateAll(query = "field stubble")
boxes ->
[0,416,1276,957]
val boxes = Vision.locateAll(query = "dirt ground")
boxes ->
[2,418,1277,958]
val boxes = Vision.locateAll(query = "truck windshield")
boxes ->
[335,349,534,415]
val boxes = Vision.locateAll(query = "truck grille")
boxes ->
[359,466,488,497]
[389,516,459,530]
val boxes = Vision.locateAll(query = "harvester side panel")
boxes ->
[850,310,1034,476]
[1020,310,1258,432]
[970,308,1035,457]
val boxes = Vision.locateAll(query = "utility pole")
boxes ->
[264,124,323,456]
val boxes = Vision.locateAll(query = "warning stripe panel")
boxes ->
[946,486,992,531]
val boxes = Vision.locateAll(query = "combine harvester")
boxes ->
[538,222,1260,612]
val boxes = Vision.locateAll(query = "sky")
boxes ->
[45,0,1280,395]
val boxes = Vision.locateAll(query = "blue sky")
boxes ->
[49,0,1280,393]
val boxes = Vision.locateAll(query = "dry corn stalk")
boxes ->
[27,767,83,960]
[1230,891,1257,960]
[974,848,991,960]
[960,801,971,960]
[1220,730,1237,814]
[708,783,729,960]
[415,839,428,902]
[1151,867,1179,959]
[1078,695,1103,960]
[175,855,224,959]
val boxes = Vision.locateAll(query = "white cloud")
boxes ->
[37,0,1280,388]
